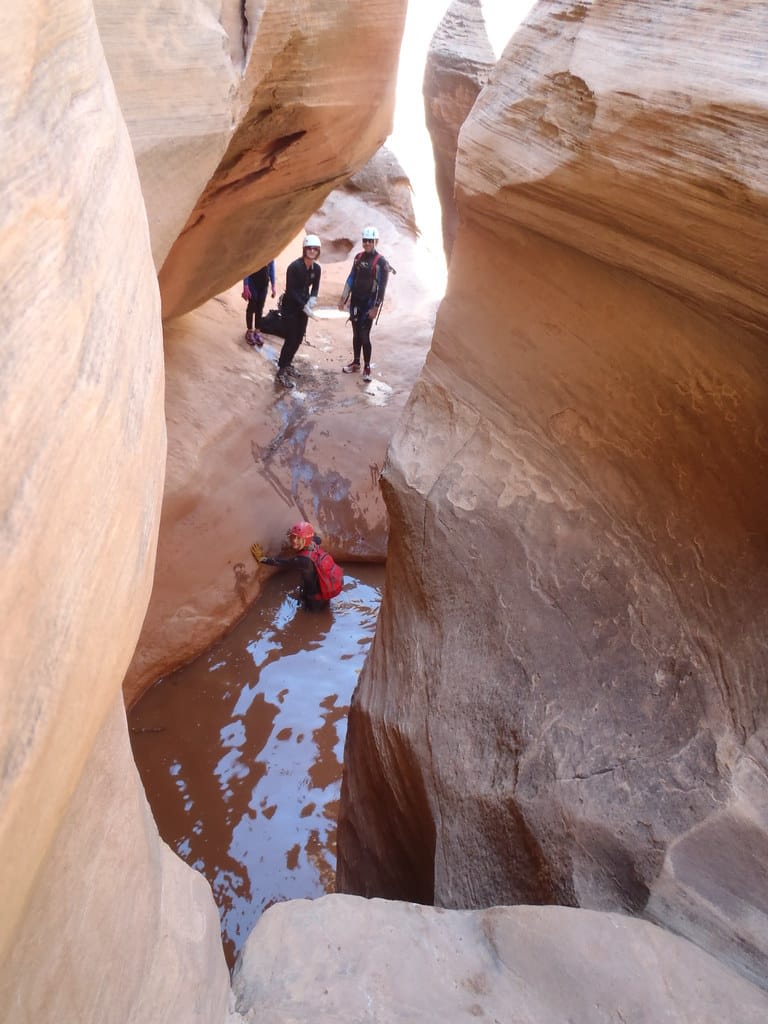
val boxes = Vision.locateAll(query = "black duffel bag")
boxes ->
[260,307,288,339]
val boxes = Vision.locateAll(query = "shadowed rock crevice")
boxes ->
[337,703,436,905]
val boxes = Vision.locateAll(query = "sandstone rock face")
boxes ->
[458,0,768,331]
[343,147,417,236]
[1,2,228,1020]
[94,0,407,302]
[94,0,240,270]
[338,0,768,991]
[157,0,408,319]
[423,0,495,260]
[123,176,435,705]
[231,894,768,1022]
[0,699,231,1023]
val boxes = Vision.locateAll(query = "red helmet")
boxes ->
[289,521,314,541]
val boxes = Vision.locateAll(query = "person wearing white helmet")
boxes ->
[338,225,390,383]
[275,234,322,388]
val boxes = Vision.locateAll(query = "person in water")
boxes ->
[252,520,328,610]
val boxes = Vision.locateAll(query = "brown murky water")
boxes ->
[128,564,383,969]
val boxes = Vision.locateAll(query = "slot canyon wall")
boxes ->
[121,149,439,705]
[339,0,768,994]
[424,0,496,260]
[1,0,405,1020]
[4,0,768,1020]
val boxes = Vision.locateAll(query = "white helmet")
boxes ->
[361,225,379,241]
[302,234,321,250]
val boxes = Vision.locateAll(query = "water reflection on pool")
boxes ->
[129,564,383,968]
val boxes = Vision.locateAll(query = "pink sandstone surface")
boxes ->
[4,0,768,1020]
[338,0,768,993]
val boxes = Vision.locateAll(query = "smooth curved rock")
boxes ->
[1,0,163,953]
[0,699,230,1023]
[231,894,768,1022]
[94,0,241,270]
[1,2,228,1019]
[157,0,408,319]
[423,0,495,260]
[95,0,407,308]
[457,0,768,330]
[339,0,768,990]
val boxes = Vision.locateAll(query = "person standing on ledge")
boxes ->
[242,260,276,346]
[276,235,321,389]
[252,521,327,610]
[338,225,390,383]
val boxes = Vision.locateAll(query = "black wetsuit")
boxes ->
[262,537,327,610]
[277,257,321,370]
[346,249,389,367]
[244,262,275,330]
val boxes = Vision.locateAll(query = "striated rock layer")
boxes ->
[3,0,408,1020]
[94,0,407,314]
[157,0,408,319]
[339,0,768,992]
[1,1,229,1020]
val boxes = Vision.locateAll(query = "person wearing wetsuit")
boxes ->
[254,521,328,610]
[242,261,276,346]
[276,236,321,388]
[338,224,390,383]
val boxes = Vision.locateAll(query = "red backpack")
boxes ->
[308,544,344,600]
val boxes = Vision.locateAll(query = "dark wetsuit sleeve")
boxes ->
[283,259,305,311]
[262,552,320,598]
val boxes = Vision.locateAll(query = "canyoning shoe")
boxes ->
[276,369,295,389]
[245,329,257,346]
[342,361,360,374]
[253,330,264,347]
[285,364,301,378]
[362,365,372,382]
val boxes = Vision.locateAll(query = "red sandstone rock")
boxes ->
[339,0,768,991]
[157,1,408,319]
[1,1,226,1019]
[123,169,437,705]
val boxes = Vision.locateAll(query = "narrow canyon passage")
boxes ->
[129,564,384,968]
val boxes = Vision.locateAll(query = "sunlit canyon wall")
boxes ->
[1,0,404,1020]
[339,0,768,992]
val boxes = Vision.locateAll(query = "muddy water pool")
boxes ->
[128,564,383,968]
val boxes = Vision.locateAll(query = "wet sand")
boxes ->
[129,564,383,968]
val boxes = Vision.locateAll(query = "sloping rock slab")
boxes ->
[231,894,768,1022]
